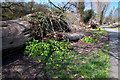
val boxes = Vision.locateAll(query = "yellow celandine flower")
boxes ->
[64,55,66,58]
[54,48,55,50]
[56,64,58,66]
[62,52,64,54]
[51,58,52,60]
[42,45,43,46]
[47,44,50,45]
[65,44,67,45]
[62,49,64,51]
[44,47,46,49]
[38,60,41,62]
[68,47,70,48]
[41,53,43,55]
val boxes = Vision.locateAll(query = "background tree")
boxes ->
[95,1,110,25]
[69,1,85,21]
[48,0,86,22]
[111,7,118,23]
[104,10,113,24]
[104,6,119,24]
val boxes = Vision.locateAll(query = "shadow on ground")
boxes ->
[2,49,46,79]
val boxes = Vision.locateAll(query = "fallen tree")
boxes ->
[2,18,32,53]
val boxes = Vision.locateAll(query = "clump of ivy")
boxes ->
[82,36,98,43]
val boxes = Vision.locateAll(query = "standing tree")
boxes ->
[48,0,95,28]
[69,1,85,22]
[95,1,110,25]
[104,10,113,24]
[48,0,85,20]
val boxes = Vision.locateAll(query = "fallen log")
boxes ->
[1,18,32,53]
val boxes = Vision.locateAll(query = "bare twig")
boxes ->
[48,0,62,11]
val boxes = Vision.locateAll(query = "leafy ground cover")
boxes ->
[24,38,109,79]
[23,27,110,79]
[2,28,110,79]
[82,36,98,43]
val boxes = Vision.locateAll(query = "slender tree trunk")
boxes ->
[100,5,106,25]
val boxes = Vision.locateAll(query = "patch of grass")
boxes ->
[48,45,110,79]
[106,25,120,31]
[88,28,107,32]
[88,27,107,37]
[112,27,120,31]
[68,48,110,78]
[106,25,112,28]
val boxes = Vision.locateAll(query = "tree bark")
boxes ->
[100,5,106,25]
[1,18,32,53]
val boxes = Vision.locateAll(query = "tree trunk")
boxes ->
[100,5,106,25]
